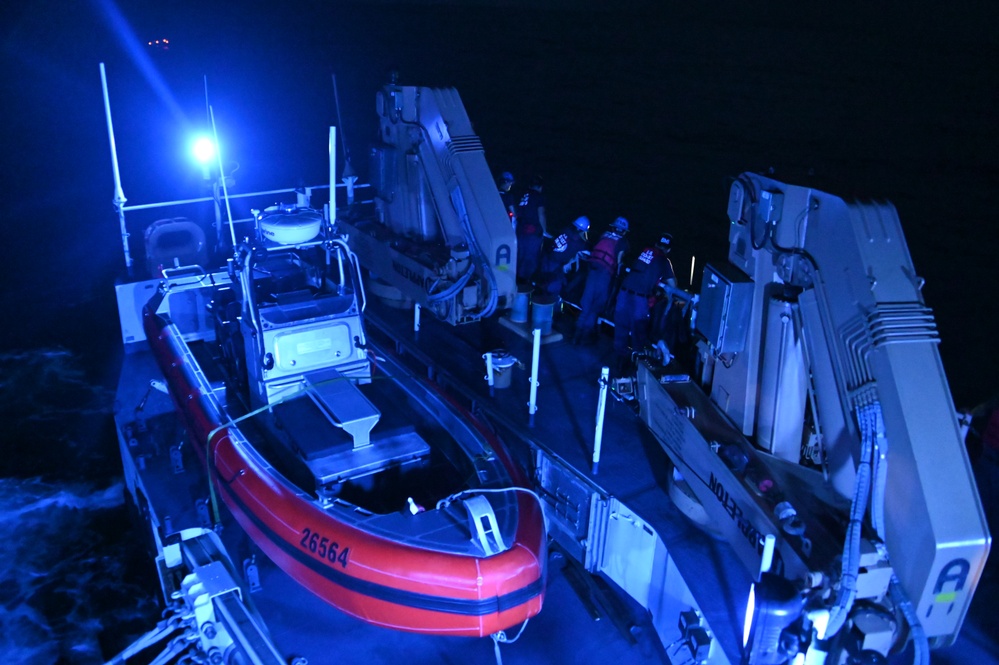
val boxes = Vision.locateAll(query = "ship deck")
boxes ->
[363,298,752,661]
[360,297,998,665]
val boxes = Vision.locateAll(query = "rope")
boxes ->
[102,620,180,664]
[435,486,549,534]
[491,619,530,665]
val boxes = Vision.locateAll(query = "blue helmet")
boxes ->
[500,171,514,184]
[572,216,590,233]
[611,217,629,232]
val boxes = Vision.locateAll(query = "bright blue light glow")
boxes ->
[192,137,216,165]
[743,582,756,647]
[742,573,805,664]
[95,0,186,125]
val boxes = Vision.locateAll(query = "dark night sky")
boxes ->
[1,0,997,406]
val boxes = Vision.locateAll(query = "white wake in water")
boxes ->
[0,349,160,664]
[0,479,125,663]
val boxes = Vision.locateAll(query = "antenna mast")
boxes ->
[100,63,133,275]
[209,106,237,249]
[331,74,354,177]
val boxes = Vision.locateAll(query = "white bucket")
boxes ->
[486,351,517,389]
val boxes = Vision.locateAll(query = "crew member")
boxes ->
[573,217,629,345]
[515,176,547,284]
[612,233,675,375]
[497,171,517,228]
[537,216,589,298]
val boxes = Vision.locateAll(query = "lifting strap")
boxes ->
[464,494,506,556]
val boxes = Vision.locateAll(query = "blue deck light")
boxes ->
[192,136,216,165]
[742,573,806,664]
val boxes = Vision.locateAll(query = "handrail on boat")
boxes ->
[121,182,372,213]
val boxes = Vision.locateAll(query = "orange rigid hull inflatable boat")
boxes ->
[142,227,546,636]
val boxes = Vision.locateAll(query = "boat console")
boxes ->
[208,206,372,408]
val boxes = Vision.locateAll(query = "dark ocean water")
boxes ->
[1,1,997,662]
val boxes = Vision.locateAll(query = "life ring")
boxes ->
[257,205,323,245]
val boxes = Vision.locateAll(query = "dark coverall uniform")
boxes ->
[538,227,588,298]
[612,245,674,374]
[516,188,547,283]
[574,230,627,344]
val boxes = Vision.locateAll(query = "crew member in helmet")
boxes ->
[612,233,676,375]
[573,217,629,345]
[515,176,548,284]
[537,216,590,298]
[497,171,517,228]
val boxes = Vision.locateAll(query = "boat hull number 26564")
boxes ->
[300,527,351,568]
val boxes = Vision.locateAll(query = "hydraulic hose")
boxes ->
[870,411,928,664]
[890,573,930,665]
[427,260,475,303]
[391,101,501,320]
[825,400,877,637]
[870,409,889,542]
[451,184,499,318]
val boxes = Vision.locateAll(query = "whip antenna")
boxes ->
[209,105,236,248]
[99,62,133,275]
[331,74,354,177]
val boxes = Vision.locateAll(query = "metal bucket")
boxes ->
[531,293,558,335]
[510,285,532,323]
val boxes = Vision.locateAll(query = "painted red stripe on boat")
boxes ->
[216,477,545,616]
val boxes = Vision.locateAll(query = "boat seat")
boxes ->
[303,370,380,450]
[271,368,380,461]
[282,368,430,485]
[305,427,430,486]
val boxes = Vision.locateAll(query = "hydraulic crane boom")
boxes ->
[639,172,990,662]
[338,84,516,325]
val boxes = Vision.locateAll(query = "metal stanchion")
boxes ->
[484,351,495,397]
[593,366,610,474]
[759,534,777,579]
[528,328,541,427]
